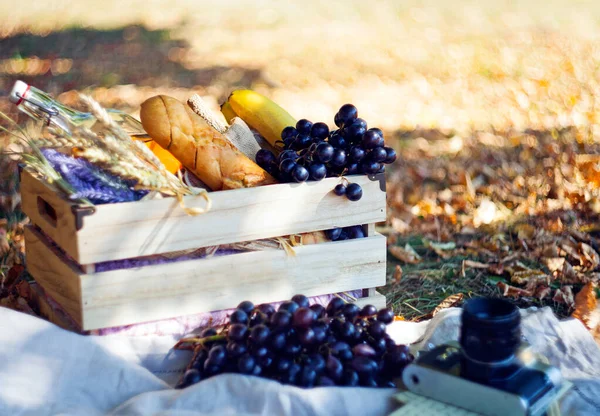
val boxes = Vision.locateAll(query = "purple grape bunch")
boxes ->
[176,295,412,389]
[254,104,397,203]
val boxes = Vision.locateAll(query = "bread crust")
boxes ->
[140,95,276,190]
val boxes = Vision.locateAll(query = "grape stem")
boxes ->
[174,334,226,350]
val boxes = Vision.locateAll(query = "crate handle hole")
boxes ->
[37,196,57,228]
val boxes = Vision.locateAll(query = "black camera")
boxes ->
[401,298,568,416]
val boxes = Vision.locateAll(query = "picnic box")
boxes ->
[21,168,388,331]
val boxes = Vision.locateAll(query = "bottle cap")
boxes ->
[9,80,30,105]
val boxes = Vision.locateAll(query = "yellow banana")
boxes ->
[220,100,238,125]
[225,90,296,148]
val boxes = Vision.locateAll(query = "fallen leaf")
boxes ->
[389,244,421,264]
[393,315,406,322]
[432,293,464,316]
[488,263,505,275]
[474,198,498,226]
[393,265,403,282]
[463,260,490,269]
[510,269,548,285]
[424,239,456,259]
[391,217,410,234]
[534,285,552,300]
[543,257,565,273]
[571,282,598,330]
[497,281,533,298]
[553,286,575,309]
[513,223,536,240]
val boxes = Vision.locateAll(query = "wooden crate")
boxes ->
[21,169,388,331]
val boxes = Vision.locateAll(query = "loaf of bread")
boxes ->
[140,95,276,191]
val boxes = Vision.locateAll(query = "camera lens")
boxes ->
[460,297,521,364]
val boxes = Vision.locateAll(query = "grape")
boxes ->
[249,310,267,327]
[377,308,394,324]
[331,149,347,167]
[349,146,366,162]
[308,163,327,181]
[359,305,378,317]
[255,149,276,168]
[346,163,358,175]
[361,130,381,149]
[345,225,365,239]
[353,343,377,357]
[377,165,386,174]
[326,297,346,317]
[342,303,361,321]
[296,119,313,135]
[293,307,316,328]
[249,324,270,345]
[227,341,248,358]
[345,123,366,142]
[329,133,346,149]
[281,126,298,140]
[367,321,386,339]
[230,309,249,324]
[291,165,309,182]
[274,356,292,373]
[191,349,208,371]
[269,330,287,351]
[317,376,336,386]
[341,369,360,386]
[293,135,312,150]
[271,310,292,328]
[325,228,342,241]
[345,183,363,201]
[279,301,300,314]
[337,104,358,127]
[360,160,381,175]
[353,118,368,129]
[325,355,344,381]
[369,147,388,163]
[237,353,256,374]
[312,325,327,344]
[334,113,344,128]
[383,147,397,164]
[337,230,349,240]
[333,184,346,196]
[206,345,226,367]
[315,143,334,163]
[228,323,248,342]
[286,294,307,308]
[178,294,410,389]
[200,328,217,337]
[279,159,297,176]
[279,149,298,162]
[369,127,384,138]
[338,321,356,341]
[308,353,326,372]
[284,341,302,356]
[309,304,326,319]
[257,303,275,317]
[311,122,329,139]
[298,328,316,345]
[177,369,202,388]
[351,356,378,375]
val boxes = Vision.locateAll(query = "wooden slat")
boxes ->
[21,171,81,261]
[26,227,386,330]
[21,170,386,264]
[24,225,83,327]
[354,290,387,309]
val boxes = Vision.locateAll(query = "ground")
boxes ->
[1,0,600,332]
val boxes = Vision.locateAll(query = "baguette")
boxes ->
[140,95,276,191]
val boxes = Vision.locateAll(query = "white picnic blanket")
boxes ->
[1,306,600,415]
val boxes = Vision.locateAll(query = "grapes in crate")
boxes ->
[175,295,412,389]
[253,104,397,203]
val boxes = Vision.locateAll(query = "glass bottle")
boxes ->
[9,80,181,173]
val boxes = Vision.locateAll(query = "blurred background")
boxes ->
[2,0,600,321]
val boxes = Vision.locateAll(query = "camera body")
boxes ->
[402,341,564,416]
[401,298,568,416]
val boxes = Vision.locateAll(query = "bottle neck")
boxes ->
[15,85,92,135]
